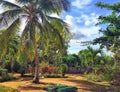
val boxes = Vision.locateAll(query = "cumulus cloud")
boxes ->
[65,15,86,39]
[81,13,99,26]
[64,13,100,42]
[72,0,93,9]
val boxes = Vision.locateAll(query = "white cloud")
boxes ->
[72,0,93,9]
[65,13,100,41]
[65,15,86,39]
[65,13,101,54]
[81,13,99,26]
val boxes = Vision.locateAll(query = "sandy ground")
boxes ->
[0,74,111,92]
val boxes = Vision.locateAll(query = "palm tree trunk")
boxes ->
[32,50,40,83]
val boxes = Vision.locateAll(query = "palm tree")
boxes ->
[87,46,101,68]
[0,0,70,83]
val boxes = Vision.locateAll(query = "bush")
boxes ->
[18,61,27,77]
[59,64,68,77]
[111,64,120,85]
[3,61,11,72]
[85,64,120,82]
[0,68,13,82]
[12,61,20,73]
[41,66,58,77]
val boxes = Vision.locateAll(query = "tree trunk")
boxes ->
[114,52,118,67]
[32,50,40,83]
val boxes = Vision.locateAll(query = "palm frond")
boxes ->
[16,0,33,4]
[2,18,21,40]
[60,0,70,11]
[37,0,62,15]
[47,16,70,33]
[0,0,21,9]
[0,8,23,26]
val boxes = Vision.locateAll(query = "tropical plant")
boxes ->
[93,2,120,66]
[87,46,101,67]
[0,0,70,83]
[0,68,13,82]
[63,54,81,67]
[78,46,101,71]
[59,64,68,77]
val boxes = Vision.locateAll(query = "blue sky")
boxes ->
[0,0,119,54]
[63,0,119,54]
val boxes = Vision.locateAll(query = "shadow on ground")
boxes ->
[66,79,120,92]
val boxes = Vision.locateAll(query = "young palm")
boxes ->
[0,0,70,83]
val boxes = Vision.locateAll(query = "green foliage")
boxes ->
[59,64,68,77]
[93,2,120,66]
[12,61,20,73]
[78,46,102,73]
[3,61,12,72]
[85,63,120,82]
[18,61,27,77]
[63,54,81,67]
[0,68,13,82]
[0,0,71,83]
[85,73,111,82]
[0,85,20,92]
[96,2,120,12]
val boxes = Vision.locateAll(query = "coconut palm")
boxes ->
[0,0,70,83]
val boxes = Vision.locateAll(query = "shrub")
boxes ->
[18,61,27,77]
[12,61,20,73]
[3,61,11,72]
[85,64,120,82]
[111,64,120,86]
[59,64,68,77]
[0,68,13,82]
[41,66,58,77]
[41,66,49,74]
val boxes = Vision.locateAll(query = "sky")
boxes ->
[63,0,119,54]
[0,0,119,54]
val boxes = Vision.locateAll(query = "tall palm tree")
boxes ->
[0,0,70,83]
[87,46,101,67]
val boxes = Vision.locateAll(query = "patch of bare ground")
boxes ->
[0,74,120,92]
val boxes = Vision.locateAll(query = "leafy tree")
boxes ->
[78,49,90,68]
[63,54,81,67]
[0,0,70,83]
[0,32,19,72]
[59,64,68,77]
[93,2,120,66]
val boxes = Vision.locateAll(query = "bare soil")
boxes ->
[0,74,118,92]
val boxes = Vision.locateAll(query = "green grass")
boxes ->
[0,85,20,92]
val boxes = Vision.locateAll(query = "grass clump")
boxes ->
[0,85,20,92]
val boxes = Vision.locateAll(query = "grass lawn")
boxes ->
[0,85,20,92]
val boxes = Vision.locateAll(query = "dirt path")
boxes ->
[0,74,115,92]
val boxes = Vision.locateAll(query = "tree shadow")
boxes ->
[65,79,120,92]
